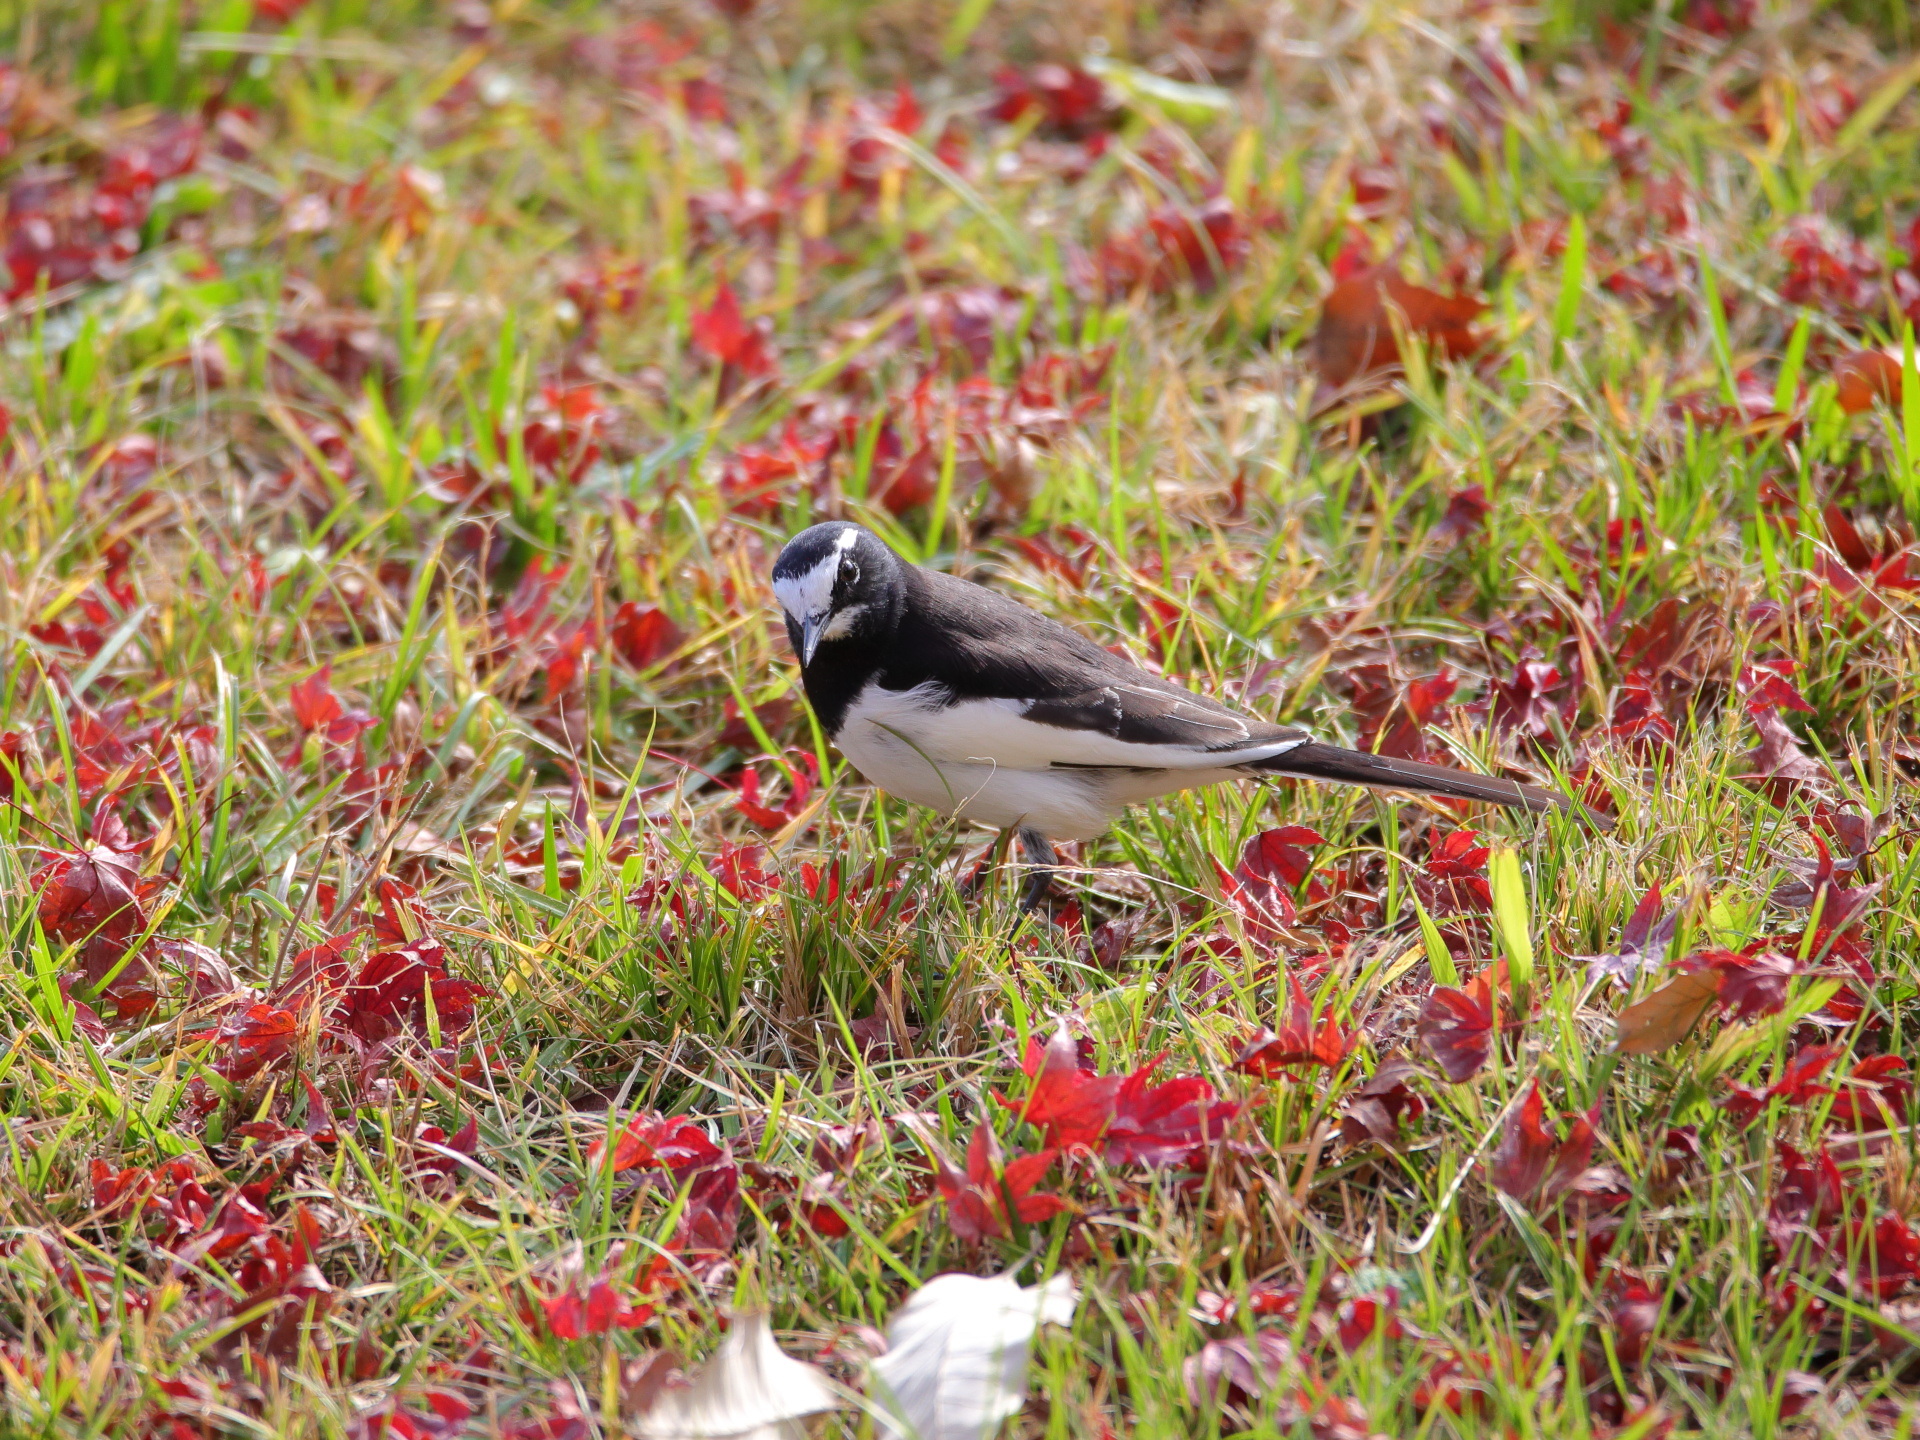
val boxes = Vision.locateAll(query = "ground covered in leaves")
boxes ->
[3,0,1920,1435]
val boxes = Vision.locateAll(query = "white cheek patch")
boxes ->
[821,603,868,640]
[772,554,840,622]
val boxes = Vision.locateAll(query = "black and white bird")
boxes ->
[771,522,1574,906]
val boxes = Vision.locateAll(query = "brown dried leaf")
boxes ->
[1615,972,1719,1054]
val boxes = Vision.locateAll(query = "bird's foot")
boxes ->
[1015,827,1058,913]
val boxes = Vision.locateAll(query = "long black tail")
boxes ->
[1251,741,1574,816]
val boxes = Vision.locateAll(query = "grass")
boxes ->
[2,0,1919,1435]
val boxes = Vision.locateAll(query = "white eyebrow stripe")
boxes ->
[835,527,860,553]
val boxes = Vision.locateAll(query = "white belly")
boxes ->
[830,680,1246,840]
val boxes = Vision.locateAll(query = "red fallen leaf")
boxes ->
[1312,263,1487,396]
[608,602,683,671]
[1843,1212,1920,1300]
[1005,1029,1241,1168]
[1183,1332,1294,1408]
[990,63,1118,137]
[32,845,150,945]
[709,839,779,900]
[1145,198,1249,294]
[1685,945,1796,1020]
[1083,909,1144,972]
[289,666,343,730]
[1414,826,1492,916]
[1344,663,1458,765]
[867,434,940,516]
[1834,349,1902,414]
[735,753,818,830]
[846,1008,920,1057]
[689,281,775,377]
[1824,502,1878,571]
[300,1076,338,1144]
[1213,858,1293,948]
[1488,1081,1555,1199]
[1737,658,1815,717]
[1481,657,1573,744]
[1605,1274,1663,1367]
[1418,972,1496,1082]
[675,1162,742,1256]
[1338,1052,1428,1147]
[1336,1291,1404,1351]
[1830,1055,1912,1130]
[590,1114,724,1175]
[275,931,360,1006]
[1585,882,1681,983]
[1489,1082,1601,1211]
[1436,484,1492,539]
[1740,708,1830,797]
[717,419,833,517]
[537,1260,658,1340]
[1766,1143,1847,1252]
[372,877,436,945]
[935,1120,1067,1243]
[1237,825,1325,890]
[518,384,606,485]
[1235,978,1356,1076]
[331,940,487,1044]
[211,1004,299,1084]
[492,558,569,648]
[1722,1044,1840,1127]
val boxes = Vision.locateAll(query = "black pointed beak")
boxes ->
[799,613,828,666]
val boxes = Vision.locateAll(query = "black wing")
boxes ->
[889,568,1306,754]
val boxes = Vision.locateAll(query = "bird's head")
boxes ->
[770,522,904,666]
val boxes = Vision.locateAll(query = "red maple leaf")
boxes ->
[1234,977,1356,1076]
[1005,1030,1241,1168]
[590,1115,725,1174]
[1844,1212,1920,1299]
[1683,945,1797,1021]
[1833,348,1902,414]
[1338,1053,1428,1147]
[330,940,487,1044]
[608,602,684,671]
[1238,825,1325,889]
[1829,1055,1912,1130]
[585,1113,739,1257]
[710,839,779,900]
[1487,1081,1600,1211]
[1766,1143,1847,1253]
[1414,827,1492,915]
[33,846,151,946]
[734,752,818,829]
[935,1120,1067,1243]
[689,281,775,377]
[1417,971,1496,1082]
[1737,657,1816,717]
[1605,1274,1663,1367]
[1721,1044,1840,1128]
[289,666,344,730]
[536,1258,658,1340]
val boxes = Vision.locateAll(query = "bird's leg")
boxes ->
[1015,827,1057,911]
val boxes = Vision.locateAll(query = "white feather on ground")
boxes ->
[868,1272,1080,1440]
[631,1311,842,1440]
